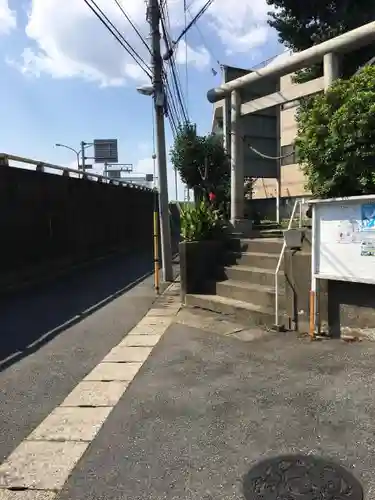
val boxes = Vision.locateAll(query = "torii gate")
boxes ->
[206,21,375,232]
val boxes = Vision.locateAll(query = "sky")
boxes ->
[0,0,284,200]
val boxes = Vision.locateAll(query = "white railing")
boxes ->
[0,153,152,191]
[274,198,305,328]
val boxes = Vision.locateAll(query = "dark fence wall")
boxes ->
[0,166,155,282]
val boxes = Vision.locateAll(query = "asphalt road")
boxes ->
[58,324,375,500]
[0,250,157,462]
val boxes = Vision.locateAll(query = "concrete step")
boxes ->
[253,223,280,230]
[214,280,285,309]
[225,251,279,269]
[223,265,283,287]
[185,293,279,328]
[251,229,284,238]
[228,237,283,254]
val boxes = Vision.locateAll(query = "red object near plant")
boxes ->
[208,192,216,202]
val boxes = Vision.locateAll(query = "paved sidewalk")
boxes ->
[2,290,375,499]
[0,277,180,499]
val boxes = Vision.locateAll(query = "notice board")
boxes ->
[314,197,375,284]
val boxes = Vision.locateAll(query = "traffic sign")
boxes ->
[79,164,92,170]
[94,139,118,164]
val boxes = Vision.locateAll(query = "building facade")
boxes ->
[212,63,324,201]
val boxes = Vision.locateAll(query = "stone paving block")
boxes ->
[60,381,129,407]
[27,407,111,442]
[0,441,88,490]
[84,362,143,381]
[103,346,152,363]
[136,316,172,327]
[146,308,180,317]
[0,491,56,500]
[129,323,168,335]
[118,334,162,347]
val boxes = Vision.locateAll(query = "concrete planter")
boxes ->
[180,240,223,302]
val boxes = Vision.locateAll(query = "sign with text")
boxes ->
[93,139,118,164]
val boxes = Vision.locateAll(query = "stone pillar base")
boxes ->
[228,218,253,237]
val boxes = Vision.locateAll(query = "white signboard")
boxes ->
[313,196,375,284]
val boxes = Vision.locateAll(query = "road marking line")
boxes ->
[60,381,129,407]
[103,346,153,363]
[27,407,112,443]
[83,362,143,381]
[0,491,57,500]
[118,334,162,347]
[0,280,180,494]
[0,441,88,490]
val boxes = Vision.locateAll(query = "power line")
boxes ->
[112,0,151,55]
[174,0,214,45]
[84,0,152,79]
[183,0,189,112]
[159,0,189,122]
[187,6,221,69]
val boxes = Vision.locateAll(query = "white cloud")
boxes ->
[175,40,210,69]
[12,0,213,86]
[0,0,16,35]
[191,0,274,54]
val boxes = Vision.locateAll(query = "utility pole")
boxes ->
[147,0,173,282]
[80,140,86,175]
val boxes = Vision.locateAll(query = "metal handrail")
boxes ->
[274,198,304,328]
[0,153,153,192]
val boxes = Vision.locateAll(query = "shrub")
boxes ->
[180,200,223,242]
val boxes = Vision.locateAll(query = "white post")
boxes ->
[276,104,281,224]
[323,52,340,90]
[310,204,318,338]
[230,90,244,225]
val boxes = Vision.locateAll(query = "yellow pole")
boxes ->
[153,193,160,294]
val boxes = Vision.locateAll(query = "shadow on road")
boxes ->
[0,251,154,372]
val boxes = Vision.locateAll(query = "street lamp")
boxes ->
[55,143,80,170]
[55,142,93,175]
[136,85,153,97]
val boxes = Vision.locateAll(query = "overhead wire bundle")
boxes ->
[83,0,152,81]
[82,0,215,140]
[159,0,189,137]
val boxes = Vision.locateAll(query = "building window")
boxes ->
[281,143,298,166]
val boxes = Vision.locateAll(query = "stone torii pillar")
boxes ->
[323,52,340,90]
[229,90,252,234]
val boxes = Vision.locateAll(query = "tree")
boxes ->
[266,0,375,81]
[295,66,375,198]
[170,123,230,201]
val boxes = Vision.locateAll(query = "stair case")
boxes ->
[185,224,287,329]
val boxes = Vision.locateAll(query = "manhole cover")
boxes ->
[243,454,363,500]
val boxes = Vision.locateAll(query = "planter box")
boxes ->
[180,240,223,301]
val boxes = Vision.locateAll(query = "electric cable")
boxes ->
[113,0,152,55]
[84,0,152,79]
